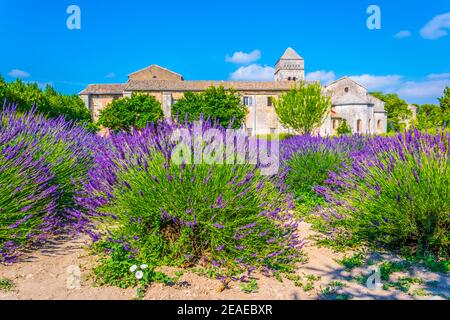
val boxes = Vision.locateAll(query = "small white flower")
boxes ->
[135,270,144,280]
[140,264,148,270]
[129,265,138,273]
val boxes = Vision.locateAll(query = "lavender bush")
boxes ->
[317,130,450,256]
[0,103,96,262]
[75,120,303,287]
[280,134,367,206]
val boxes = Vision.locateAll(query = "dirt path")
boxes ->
[0,222,448,300]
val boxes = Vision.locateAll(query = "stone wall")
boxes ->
[334,104,373,134]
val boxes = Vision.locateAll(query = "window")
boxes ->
[292,77,297,81]
[377,120,382,133]
[333,119,339,130]
[267,97,273,107]
[344,87,349,93]
[368,119,372,134]
[243,96,253,106]
[357,119,363,134]
[270,128,276,134]
[247,128,253,136]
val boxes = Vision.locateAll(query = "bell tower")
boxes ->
[274,47,305,82]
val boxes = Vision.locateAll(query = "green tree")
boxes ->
[97,93,164,131]
[416,104,442,129]
[371,92,412,132]
[272,82,331,135]
[439,86,450,125]
[0,76,92,125]
[336,119,352,136]
[172,86,246,129]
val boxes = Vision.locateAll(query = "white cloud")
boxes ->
[420,12,450,40]
[225,50,261,65]
[8,69,30,78]
[105,72,116,79]
[427,73,450,80]
[229,64,274,81]
[397,79,450,100]
[349,74,403,90]
[305,70,336,84]
[394,30,412,39]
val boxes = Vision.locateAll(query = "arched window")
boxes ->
[333,119,339,130]
[368,119,372,134]
[357,120,363,134]
[377,120,382,133]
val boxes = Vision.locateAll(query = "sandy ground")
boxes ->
[0,222,448,300]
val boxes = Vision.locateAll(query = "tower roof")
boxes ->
[278,47,303,61]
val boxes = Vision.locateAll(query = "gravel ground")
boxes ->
[0,222,448,300]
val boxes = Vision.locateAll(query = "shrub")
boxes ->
[318,130,450,256]
[97,93,164,132]
[281,135,367,204]
[0,76,92,126]
[336,120,352,136]
[0,103,96,262]
[172,86,247,129]
[76,120,303,286]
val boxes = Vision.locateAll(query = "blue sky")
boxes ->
[1,0,449,104]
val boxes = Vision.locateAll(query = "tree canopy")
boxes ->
[0,76,92,125]
[439,86,450,125]
[416,104,442,129]
[171,86,247,129]
[272,82,330,135]
[97,93,164,131]
[336,119,352,136]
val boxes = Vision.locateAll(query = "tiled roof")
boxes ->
[79,84,127,95]
[124,80,312,92]
[128,64,183,79]
[278,47,303,60]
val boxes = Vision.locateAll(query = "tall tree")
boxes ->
[272,82,330,135]
[0,76,92,125]
[439,86,450,111]
[172,86,246,129]
[416,104,442,129]
[98,93,164,131]
[439,86,450,125]
[371,92,412,132]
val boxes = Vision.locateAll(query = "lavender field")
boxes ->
[0,104,448,300]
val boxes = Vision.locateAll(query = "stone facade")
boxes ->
[80,48,387,135]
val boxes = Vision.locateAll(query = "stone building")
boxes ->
[80,48,387,135]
